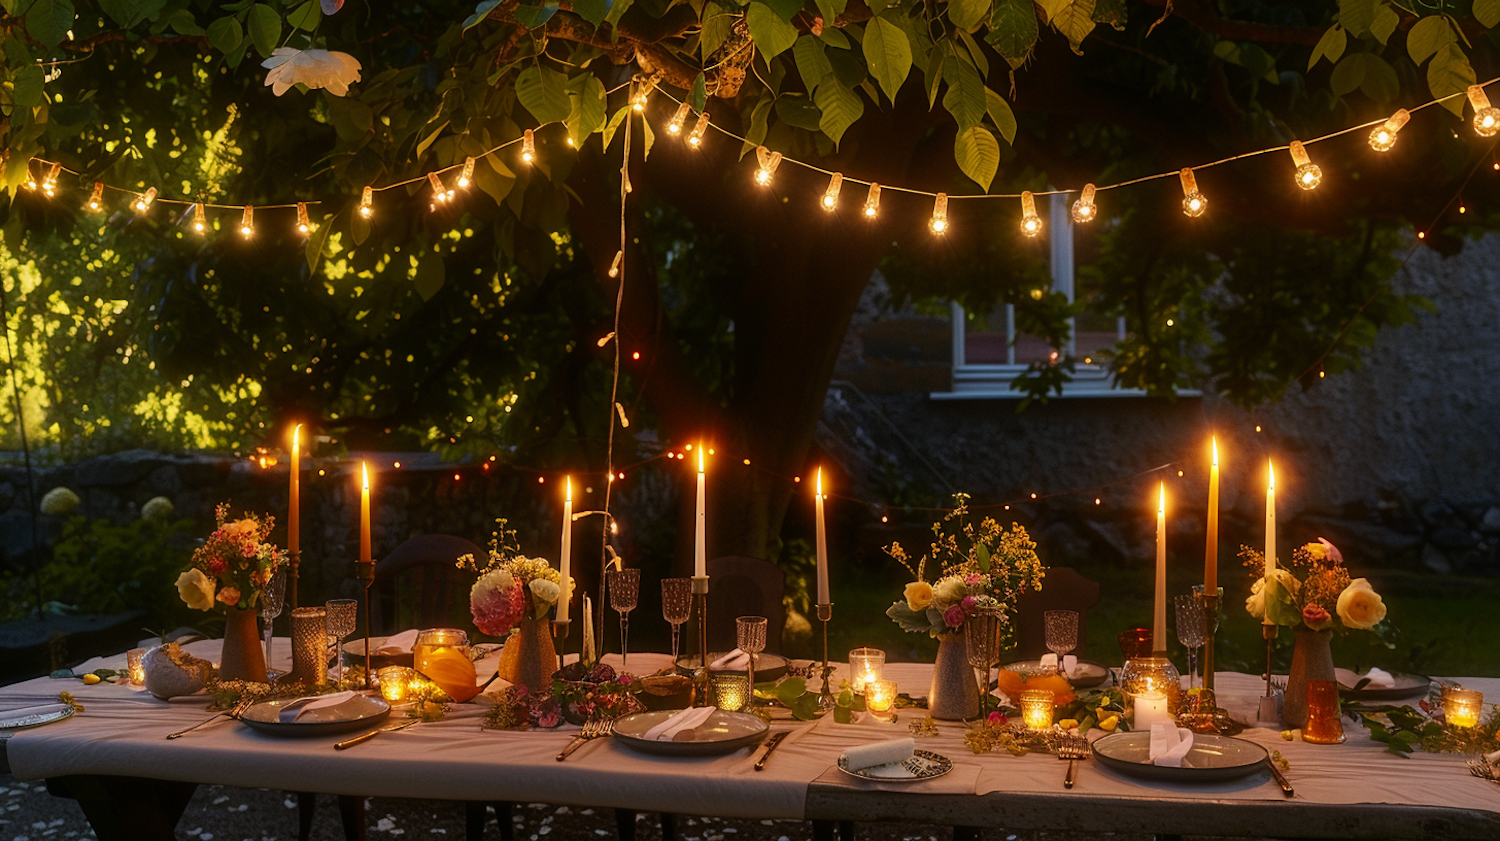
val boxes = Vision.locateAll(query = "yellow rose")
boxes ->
[1303,542,1326,561]
[903,581,934,612]
[175,569,216,611]
[932,577,967,608]
[1336,578,1386,630]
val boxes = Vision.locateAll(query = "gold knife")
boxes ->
[754,732,788,771]
[334,719,418,750]
[1265,757,1295,797]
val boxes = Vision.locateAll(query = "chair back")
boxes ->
[706,556,786,653]
[369,534,485,634]
[1010,566,1101,660]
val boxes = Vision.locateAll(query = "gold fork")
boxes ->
[166,696,254,740]
[555,718,611,761]
[1060,735,1089,788]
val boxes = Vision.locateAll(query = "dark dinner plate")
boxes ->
[1091,731,1269,783]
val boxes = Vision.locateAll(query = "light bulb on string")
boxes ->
[1289,140,1322,190]
[667,102,691,135]
[1179,168,1206,217]
[134,187,158,213]
[359,186,374,219]
[428,171,450,207]
[1071,184,1097,223]
[522,129,536,164]
[23,158,38,191]
[929,192,948,234]
[240,205,254,237]
[821,173,843,211]
[40,163,60,197]
[1369,109,1409,152]
[458,157,475,189]
[1467,85,1500,137]
[192,201,207,233]
[608,250,623,279]
[862,183,881,218]
[753,146,782,186]
[630,77,656,112]
[86,181,104,212]
[687,112,710,148]
[1019,191,1042,237]
[296,202,310,234]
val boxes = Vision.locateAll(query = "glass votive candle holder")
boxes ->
[865,679,898,720]
[126,647,148,686]
[713,672,751,712]
[413,628,470,678]
[848,648,885,693]
[1444,687,1484,729]
[1302,679,1346,744]
[1019,689,1055,731]
[1121,656,1182,713]
[377,666,416,704]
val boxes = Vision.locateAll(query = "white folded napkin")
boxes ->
[841,737,915,771]
[1149,723,1194,767]
[643,706,717,741]
[1039,653,1058,673]
[710,649,751,670]
[1483,748,1500,767]
[1062,655,1078,678]
[278,690,359,723]
[0,703,74,727]
[1362,667,1396,689]
[374,629,420,655]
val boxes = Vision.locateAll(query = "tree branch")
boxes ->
[1139,0,1324,46]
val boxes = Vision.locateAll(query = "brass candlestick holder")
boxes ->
[357,558,375,690]
[1179,588,1242,735]
[691,575,711,704]
[1258,623,1283,723]
[287,549,301,611]
[815,603,835,712]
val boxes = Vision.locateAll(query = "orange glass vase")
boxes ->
[1301,679,1346,744]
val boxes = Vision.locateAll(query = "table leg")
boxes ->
[337,793,367,841]
[952,827,982,841]
[494,801,515,841]
[615,808,638,841]
[297,791,317,841]
[45,775,196,841]
[812,819,836,841]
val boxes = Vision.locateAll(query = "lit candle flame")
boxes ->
[1158,482,1166,514]
[565,475,572,502]
[1268,460,1275,491]
[1211,435,1218,467]
[816,467,822,498]
[292,423,301,453]
[697,445,705,474]
[362,461,369,491]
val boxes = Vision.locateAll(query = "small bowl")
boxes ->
[636,675,696,711]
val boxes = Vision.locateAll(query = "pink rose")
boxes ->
[1317,538,1343,565]
[943,605,965,628]
[961,595,979,614]
[986,710,1009,727]
[1302,603,1333,631]
[964,574,982,586]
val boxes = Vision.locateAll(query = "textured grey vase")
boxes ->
[1283,626,1335,729]
[927,633,980,720]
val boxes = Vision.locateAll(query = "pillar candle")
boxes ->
[558,476,572,624]
[694,446,707,578]
[1133,690,1172,732]
[1205,437,1218,594]
[359,462,371,565]
[1154,483,1167,651]
[288,424,300,560]
[582,595,595,663]
[814,468,829,605]
[1264,460,1276,626]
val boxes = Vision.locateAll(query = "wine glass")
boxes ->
[606,568,641,669]
[1043,610,1079,674]
[260,572,287,672]
[736,616,768,700]
[661,578,692,665]
[965,611,1004,718]
[324,598,358,688]
[1174,595,1206,689]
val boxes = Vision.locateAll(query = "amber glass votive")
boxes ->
[126,648,148,686]
[848,648,885,693]
[713,673,751,712]
[1302,679,1345,744]
[1444,687,1484,729]
[866,679,897,719]
[377,666,416,704]
[413,628,470,678]
[1019,689,1055,731]
[1117,628,1153,662]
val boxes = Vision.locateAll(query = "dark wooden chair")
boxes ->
[705,555,786,653]
[1010,566,1102,660]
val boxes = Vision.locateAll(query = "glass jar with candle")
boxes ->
[126,647,148,686]
[1121,656,1181,712]
[413,628,470,678]
[713,673,751,712]
[1019,689,1055,731]
[1443,687,1484,729]
[865,679,898,721]
[377,666,417,705]
[1301,679,1345,744]
[848,648,885,693]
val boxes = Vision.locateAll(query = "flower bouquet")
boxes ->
[175,504,288,682]
[460,521,571,692]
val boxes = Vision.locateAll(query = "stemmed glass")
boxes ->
[1174,595,1206,689]
[736,616,768,700]
[260,572,287,672]
[661,578,692,665]
[965,611,1004,718]
[1043,610,1079,673]
[606,568,641,669]
[324,598,358,688]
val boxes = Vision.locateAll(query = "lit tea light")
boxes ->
[714,673,751,712]
[865,679,897,720]
[377,666,417,704]
[126,648,147,686]
[1019,689,1055,731]
[848,648,885,693]
[1133,690,1173,732]
[1444,687,1484,729]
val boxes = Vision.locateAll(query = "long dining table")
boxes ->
[2,639,1498,840]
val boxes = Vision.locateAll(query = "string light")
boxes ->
[458,156,475,189]
[1179,168,1206,217]
[296,202,310,234]
[1071,184,1097,223]
[930,192,948,234]
[1020,190,1042,237]
[23,159,37,191]
[359,186,373,218]
[1468,85,1500,137]
[240,205,254,237]
[134,187,158,213]
[821,173,843,211]
[522,129,536,163]
[40,163,60,197]
[1369,109,1410,152]
[86,181,103,211]
[192,201,207,233]
[428,171,451,206]
[614,402,629,427]
[1288,140,1322,190]
[631,77,656,112]
[862,183,881,218]
[667,103,691,135]
[687,112,710,148]
[608,250,623,278]
[754,146,782,186]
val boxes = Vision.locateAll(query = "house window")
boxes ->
[932,194,1140,400]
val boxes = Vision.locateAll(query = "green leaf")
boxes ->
[1308,24,1346,70]
[924,45,944,108]
[762,0,802,21]
[289,0,320,31]
[774,677,808,703]
[463,0,503,32]
[1371,3,1399,45]
[1091,0,1125,30]
[164,8,204,35]
[818,25,850,49]
[691,73,707,112]
[974,541,992,572]
[207,17,245,54]
[1036,0,1069,19]
[741,93,773,158]
[25,0,74,50]
[248,3,282,59]
[948,0,990,32]
[603,0,632,27]
[641,115,655,160]
[954,124,999,190]
[795,36,834,93]
[567,75,606,143]
[814,76,863,144]
[1262,575,1301,626]
[834,703,853,723]
[414,253,445,301]
[988,0,1039,68]
[1477,0,1500,29]
[306,216,332,274]
[1406,16,1454,66]
[97,0,165,28]
[11,64,44,109]
[515,64,571,124]
[1330,53,1366,97]
[1359,53,1399,103]
[788,693,822,720]
[885,600,934,634]
[941,49,985,130]
[700,4,734,59]
[1051,0,1096,55]
[1338,0,1377,36]
[574,0,609,26]
[328,98,373,140]
[511,3,559,28]
[1427,44,1475,117]
[747,2,799,60]
[863,16,912,103]
[601,105,630,150]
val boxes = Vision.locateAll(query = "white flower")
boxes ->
[1336,578,1387,630]
[261,48,362,96]
[528,578,560,605]
[175,569,216,611]
[1245,577,1267,620]
[932,576,967,609]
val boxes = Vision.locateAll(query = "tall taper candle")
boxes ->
[814,468,829,605]
[1264,460,1276,626]
[359,462,371,566]
[1205,437,1219,593]
[558,476,572,624]
[1154,482,1167,651]
[694,446,707,578]
[289,424,301,560]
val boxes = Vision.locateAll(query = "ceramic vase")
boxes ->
[218,606,269,683]
[927,632,979,720]
[496,616,558,693]
[1283,626,1335,729]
